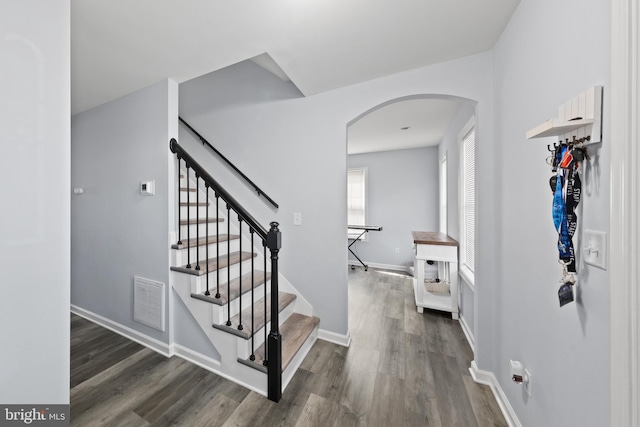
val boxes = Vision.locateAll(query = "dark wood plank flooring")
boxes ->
[71,268,507,426]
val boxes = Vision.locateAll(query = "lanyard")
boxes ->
[551,143,583,306]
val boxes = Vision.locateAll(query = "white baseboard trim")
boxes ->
[71,304,171,357]
[318,328,351,347]
[348,260,410,274]
[459,314,475,353]
[71,305,268,397]
[170,344,266,397]
[469,361,522,427]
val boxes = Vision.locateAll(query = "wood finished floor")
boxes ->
[70,268,507,426]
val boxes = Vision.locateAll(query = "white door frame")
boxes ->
[610,0,640,425]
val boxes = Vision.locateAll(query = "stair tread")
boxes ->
[171,234,239,249]
[179,218,224,225]
[170,251,256,276]
[212,292,296,339]
[242,313,320,373]
[191,271,271,306]
[180,187,196,192]
[179,202,209,207]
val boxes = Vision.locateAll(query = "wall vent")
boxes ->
[133,276,165,331]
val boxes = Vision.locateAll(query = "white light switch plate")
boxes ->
[583,230,607,270]
[293,212,302,226]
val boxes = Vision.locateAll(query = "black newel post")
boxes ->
[267,221,282,403]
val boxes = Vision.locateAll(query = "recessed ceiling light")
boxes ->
[401,126,410,130]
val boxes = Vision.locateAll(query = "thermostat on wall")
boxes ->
[140,180,155,196]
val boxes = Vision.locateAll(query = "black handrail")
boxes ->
[171,138,268,240]
[179,117,279,209]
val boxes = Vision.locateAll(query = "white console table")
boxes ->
[412,231,459,319]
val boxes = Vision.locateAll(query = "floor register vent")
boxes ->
[134,276,165,331]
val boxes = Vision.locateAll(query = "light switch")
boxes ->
[293,212,302,226]
[583,229,607,270]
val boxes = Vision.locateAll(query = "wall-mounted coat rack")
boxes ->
[526,86,603,144]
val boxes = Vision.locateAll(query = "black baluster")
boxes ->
[226,204,231,327]
[186,165,191,269]
[177,156,182,245]
[205,184,210,296]
[238,217,244,331]
[215,194,220,299]
[250,229,255,361]
[195,174,200,271]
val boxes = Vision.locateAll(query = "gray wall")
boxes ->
[438,103,476,335]
[179,55,494,336]
[491,0,611,425]
[347,147,439,269]
[0,0,70,404]
[71,80,178,343]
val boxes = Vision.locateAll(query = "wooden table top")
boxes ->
[412,231,458,246]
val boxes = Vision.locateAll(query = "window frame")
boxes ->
[347,167,368,241]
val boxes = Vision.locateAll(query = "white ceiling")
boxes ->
[348,98,462,154]
[71,0,520,116]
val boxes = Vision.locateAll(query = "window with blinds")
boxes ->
[348,168,366,239]
[460,119,475,282]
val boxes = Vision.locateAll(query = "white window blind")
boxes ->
[439,153,448,234]
[348,168,366,238]
[460,123,476,279]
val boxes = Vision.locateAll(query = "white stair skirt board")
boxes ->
[469,361,522,427]
[170,344,267,397]
[171,277,270,395]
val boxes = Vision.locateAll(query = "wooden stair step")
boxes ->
[170,251,255,276]
[179,217,224,226]
[179,202,209,207]
[212,292,296,339]
[239,313,320,373]
[191,271,271,306]
[180,187,196,192]
[171,234,239,249]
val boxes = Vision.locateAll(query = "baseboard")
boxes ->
[459,313,475,353]
[71,305,269,397]
[348,260,410,274]
[170,344,266,397]
[318,328,351,347]
[70,305,171,357]
[469,361,522,427]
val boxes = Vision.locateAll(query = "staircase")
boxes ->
[169,138,319,402]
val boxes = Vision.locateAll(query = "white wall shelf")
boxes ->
[526,86,603,144]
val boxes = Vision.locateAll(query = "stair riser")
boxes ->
[173,240,242,266]
[236,299,297,360]
[179,205,217,218]
[189,259,263,294]
[179,222,223,236]
[212,282,269,324]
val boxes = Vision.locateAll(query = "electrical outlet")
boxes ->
[395,248,400,254]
